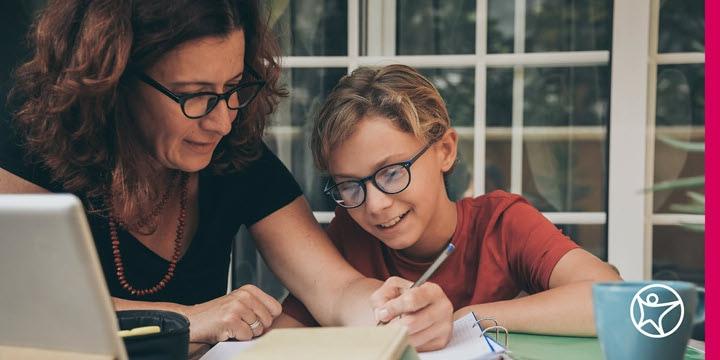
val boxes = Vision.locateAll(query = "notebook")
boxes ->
[201,312,505,360]
[419,312,506,360]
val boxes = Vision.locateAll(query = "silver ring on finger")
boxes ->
[248,319,263,335]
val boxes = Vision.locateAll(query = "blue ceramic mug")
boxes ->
[592,281,702,360]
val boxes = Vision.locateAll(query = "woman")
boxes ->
[0,0,452,350]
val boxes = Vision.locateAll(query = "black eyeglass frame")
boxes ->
[323,140,437,209]
[134,63,267,119]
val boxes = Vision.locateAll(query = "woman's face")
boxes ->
[129,29,246,172]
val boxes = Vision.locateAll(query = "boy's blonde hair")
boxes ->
[312,64,451,171]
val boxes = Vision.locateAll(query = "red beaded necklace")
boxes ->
[108,172,189,296]
[118,171,179,236]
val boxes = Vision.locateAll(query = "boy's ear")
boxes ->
[437,128,458,173]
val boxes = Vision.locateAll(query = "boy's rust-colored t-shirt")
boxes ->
[282,190,580,326]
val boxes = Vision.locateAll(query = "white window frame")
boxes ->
[274,0,609,224]
[609,0,705,280]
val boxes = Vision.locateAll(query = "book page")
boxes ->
[419,313,502,360]
[199,340,257,360]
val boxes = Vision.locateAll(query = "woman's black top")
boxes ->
[0,111,303,305]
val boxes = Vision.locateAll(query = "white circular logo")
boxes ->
[630,284,685,338]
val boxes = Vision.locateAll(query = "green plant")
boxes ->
[649,135,705,232]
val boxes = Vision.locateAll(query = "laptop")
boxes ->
[0,194,127,359]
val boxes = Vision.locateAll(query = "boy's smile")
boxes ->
[327,115,459,260]
[377,209,411,229]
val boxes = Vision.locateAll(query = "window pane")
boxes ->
[487,68,513,127]
[658,0,705,53]
[486,139,511,193]
[418,68,475,200]
[419,68,475,127]
[267,68,346,211]
[653,64,705,213]
[486,68,513,192]
[522,66,609,212]
[396,0,475,55]
[653,226,704,286]
[525,0,612,52]
[270,0,347,56]
[487,0,515,53]
[448,136,475,201]
[557,224,606,260]
[524,66,610,127]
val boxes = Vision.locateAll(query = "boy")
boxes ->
[277,64,620,346]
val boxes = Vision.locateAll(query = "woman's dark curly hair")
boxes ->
[9,0,286,217]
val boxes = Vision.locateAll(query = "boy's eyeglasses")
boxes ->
[134,63,266,119]
[324,141,436,209]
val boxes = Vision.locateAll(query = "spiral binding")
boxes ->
[472,316,510,349]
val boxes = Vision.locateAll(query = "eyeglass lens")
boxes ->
[331,164,410,208]
[182,84,261,118]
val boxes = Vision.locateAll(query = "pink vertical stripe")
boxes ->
[706,0,717,357]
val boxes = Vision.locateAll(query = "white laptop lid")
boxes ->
[0,194,127,359]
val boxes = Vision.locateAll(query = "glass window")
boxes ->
[419,68,476,127]
[658,0,705,53]
[270,0,347,56]
[418,68,475,200]
[522,66,609,212]
[653,64,705,214]
[651,1,704,290]
[525,0,612,52]
[485,68,513,192]
[558,224,606,260]
[267,67,347,211]
[652,226,704,285]
[448,136,475,201]
[396,0,476,55]
[486,68,514,127]
[487,0,515,54]
[488,0,612,54]
[523,66,610,127]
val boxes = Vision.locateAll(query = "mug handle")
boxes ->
[693,286,705,326]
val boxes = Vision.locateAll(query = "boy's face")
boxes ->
[327,115,457,254]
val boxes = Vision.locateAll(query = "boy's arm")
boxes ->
[454,248,621,336]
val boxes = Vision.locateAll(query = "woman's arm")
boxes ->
[454,248,622,336]
[249,196,380,326]
[0,167,49,193]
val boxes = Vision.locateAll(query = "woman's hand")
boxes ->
[184,284,282,344]
[371,277,453,351]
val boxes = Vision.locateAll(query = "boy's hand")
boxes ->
[371,276,453,351]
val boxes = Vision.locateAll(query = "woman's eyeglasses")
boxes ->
[134,63,266,119]
[323,141,436,209]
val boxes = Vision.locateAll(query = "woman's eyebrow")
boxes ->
[167,70,245,87]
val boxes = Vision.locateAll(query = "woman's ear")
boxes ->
[436,128,458,173]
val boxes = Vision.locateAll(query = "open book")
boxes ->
[201,313,505,360]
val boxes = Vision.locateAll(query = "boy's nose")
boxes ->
[364,181,393,215]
